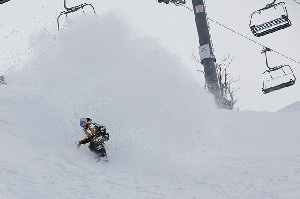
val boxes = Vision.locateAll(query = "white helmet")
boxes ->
[80,118,90,127]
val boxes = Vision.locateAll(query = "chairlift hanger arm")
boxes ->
[262,47,272,69]
[57,0,97,31]
[63,0,96,12]
[64,0,71,10]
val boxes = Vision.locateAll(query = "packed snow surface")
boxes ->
[1,14,300,198]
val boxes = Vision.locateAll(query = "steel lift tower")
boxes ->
[159,0,222,107]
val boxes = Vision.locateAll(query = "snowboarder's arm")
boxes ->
[78,134,94,146]
[101,133,109,141]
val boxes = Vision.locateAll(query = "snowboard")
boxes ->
[97,156,109,162]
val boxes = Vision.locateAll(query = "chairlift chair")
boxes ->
[249,1,291,37]
[0,0,10,4]
[158,0,170,4]
[57,0,97,31]
[158,0,186,5]
[261,47,296,94]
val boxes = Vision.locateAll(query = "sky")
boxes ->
[0,0,299,112]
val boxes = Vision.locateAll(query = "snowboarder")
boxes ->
[77,118,109,160]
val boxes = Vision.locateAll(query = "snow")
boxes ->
[278,101,300,113]
[1,14,300,198]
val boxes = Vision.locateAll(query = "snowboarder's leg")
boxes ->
[89,140,107,157]
[97,142,107,158]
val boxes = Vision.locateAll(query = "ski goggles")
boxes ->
[80,122,87,127]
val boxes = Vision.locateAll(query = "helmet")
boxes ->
[80,118,89,127]
[80,118,87,123]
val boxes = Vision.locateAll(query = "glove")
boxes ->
[77,143,81,149]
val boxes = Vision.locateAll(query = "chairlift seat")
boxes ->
[262,64,296,94]
[250,15,291,37]
[0,0,10,4]
[262,79,295,94]
[249,2,291,37]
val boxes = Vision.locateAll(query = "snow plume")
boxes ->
[7,13,217,169]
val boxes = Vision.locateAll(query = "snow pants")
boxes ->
[88,139,107,157]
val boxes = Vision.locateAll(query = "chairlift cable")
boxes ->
[178,3,193,11]
[293,0,300,4]
[169,0,193,11]
[206,17,300,64]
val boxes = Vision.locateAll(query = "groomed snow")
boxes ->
[1,14,300,199]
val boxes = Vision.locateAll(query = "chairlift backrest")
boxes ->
[250,1,291,37]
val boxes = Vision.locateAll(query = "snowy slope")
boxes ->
[278,101,300,113]
[1,14,300,198]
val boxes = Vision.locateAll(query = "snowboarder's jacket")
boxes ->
[78,119,109,146]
